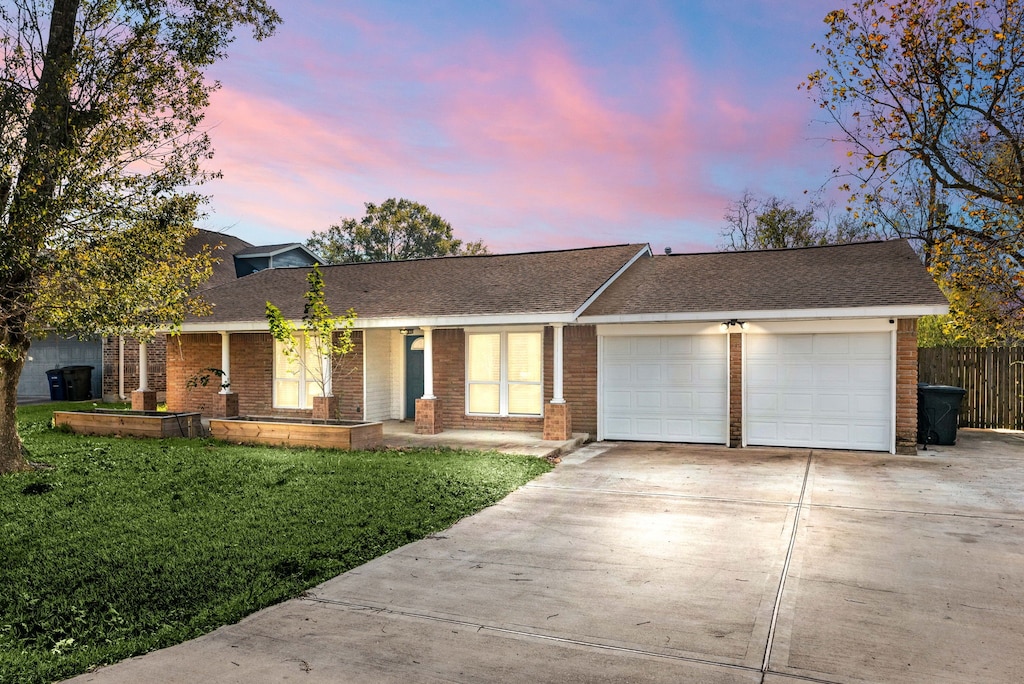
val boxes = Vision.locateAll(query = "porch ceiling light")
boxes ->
[399,328,413,336]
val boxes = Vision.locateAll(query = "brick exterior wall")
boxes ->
[166,333,222,414]
[167,331,364,421]
[102,333,168,401]
[429,325,597,435]
[729,333,743,447]
[895,318,919,454]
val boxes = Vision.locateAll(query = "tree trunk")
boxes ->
[0,0,81,474]
[0,344,30,473]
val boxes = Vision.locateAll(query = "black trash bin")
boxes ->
[918,384,966,445]
[62,365,94,401]
[46,369,67,401]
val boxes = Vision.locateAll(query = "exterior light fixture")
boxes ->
[399,328,412,336]
[721,319,749,331]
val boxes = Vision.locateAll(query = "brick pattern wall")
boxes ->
[896,318,919,454]
[166,333,221,414]
[429,325,598,435]
[729,333,742,447]
[167,331,365,421]
[102,333,168,400]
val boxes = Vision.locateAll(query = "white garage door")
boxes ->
[601,335,727,443]
[745,333,892,451]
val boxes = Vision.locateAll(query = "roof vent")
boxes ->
[664,247,672,255]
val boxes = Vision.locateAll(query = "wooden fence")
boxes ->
[918,347,1024,430]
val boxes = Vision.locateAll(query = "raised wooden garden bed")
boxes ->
[54,409,203,438]
[209,416,383,450]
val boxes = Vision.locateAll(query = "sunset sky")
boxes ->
[201,0,847,255]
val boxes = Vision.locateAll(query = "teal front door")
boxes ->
[405,335,424,419]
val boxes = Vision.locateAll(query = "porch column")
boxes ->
[422,326,436,399]
[415,326,443,434]
[215,331,239,418]
[219,331,231,394]
[551,323,565,404]
[543,324,572,441]
[131,340,157,411]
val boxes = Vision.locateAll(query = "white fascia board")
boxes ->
[572,244,653,318]
[579,303,949,325]
[174,312,578,334]
[243,244,322,261]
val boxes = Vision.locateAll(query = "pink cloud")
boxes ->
[200,3,841,254]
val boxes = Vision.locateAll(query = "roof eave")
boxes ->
[578,303,950,325]
[172,311,580,334]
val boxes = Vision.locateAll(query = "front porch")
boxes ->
[381,420,588,460]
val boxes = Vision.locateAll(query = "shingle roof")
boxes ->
[192,244,648,324]
[582,239,947,318]
[185,229,253,291]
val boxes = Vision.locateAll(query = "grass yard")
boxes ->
[0,403,552,684]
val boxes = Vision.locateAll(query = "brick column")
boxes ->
[895,318,919,454]
[415,398,443,434]
[729,332,743,447]
[543,402,572,441]
[131,390,157,412]
[215,392,239,418]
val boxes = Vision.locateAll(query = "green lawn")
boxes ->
[0,403,551,684]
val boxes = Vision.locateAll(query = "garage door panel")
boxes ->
[665,419,694,438]
[747,364,778,384]
[601,335,727,443]
[666,392,693,409]
[663,337,693,355]
[747,392,778,411]
[697,363,726,383]
[666,363,693,383]
[815,393,850,413]
[783,392,815,413]
[635,392,663,409]
[746,332,891,452]
[779,335,815,355]
[697,391,726,410]
[817,364,851,383]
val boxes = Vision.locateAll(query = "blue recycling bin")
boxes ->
[46,369,67,401]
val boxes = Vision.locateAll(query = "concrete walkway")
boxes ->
[381,419,588,459]
[67,430,1024,683]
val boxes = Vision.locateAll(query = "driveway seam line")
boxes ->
[302,595,762,675]
[762,450,813,674]
[805,503,1024,522]
[528,483,797,507]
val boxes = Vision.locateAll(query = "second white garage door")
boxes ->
[601,335,727,443]
[745,332,892,451]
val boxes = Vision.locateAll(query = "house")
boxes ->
[164,239,948,454]
[101,229,323,403]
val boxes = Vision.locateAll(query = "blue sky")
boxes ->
[201,0,848,254]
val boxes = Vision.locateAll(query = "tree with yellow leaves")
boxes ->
[806,0,1024,345]
[0,1,280,474]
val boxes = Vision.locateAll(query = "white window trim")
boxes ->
[272,334,331,409]
[465,330,544,417]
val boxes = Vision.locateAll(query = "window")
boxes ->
[466,331,543,416]
[273,335,327,409]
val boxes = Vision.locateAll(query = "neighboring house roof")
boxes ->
[580,239,948,322]
[233,243,323,261]
[184,244,650,330]
[185,229,254,291]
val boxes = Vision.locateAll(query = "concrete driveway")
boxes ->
[69,430,1024,683]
